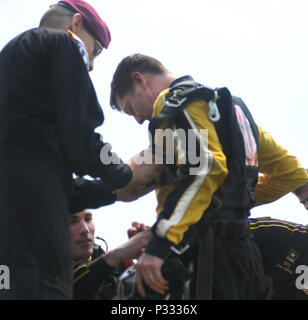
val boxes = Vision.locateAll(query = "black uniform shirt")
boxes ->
[0,28,132,197]
[250,217,308,299]
[73,244,126,300]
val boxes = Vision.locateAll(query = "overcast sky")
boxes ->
[1,0,308,250]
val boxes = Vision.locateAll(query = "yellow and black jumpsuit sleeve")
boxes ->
[254,126,308,206]
[145,88,228,260]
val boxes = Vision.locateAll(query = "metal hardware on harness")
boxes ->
[208,91,221,122]
[170,243,190,256]
[164,90,188,108]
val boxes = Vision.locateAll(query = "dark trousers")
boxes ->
[210,236,272,299]
[182,229,273,300]
[0,148,72,299]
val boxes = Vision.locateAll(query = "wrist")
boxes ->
[103,247,126,267]
[103,249,120,267]
[145,235,172,261]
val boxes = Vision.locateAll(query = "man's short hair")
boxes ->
[39,1,111,49]
[39,5,75,29]
[110,54,167,111]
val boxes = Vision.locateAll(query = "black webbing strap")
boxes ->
[191,169,238,300]
[148,82,216,142]
[195,226,214,300]
[195,219,251,299]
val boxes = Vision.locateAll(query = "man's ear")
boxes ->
[131,72,146,88]
[70,13,83,34]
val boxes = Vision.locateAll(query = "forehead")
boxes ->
[71,210,92,219]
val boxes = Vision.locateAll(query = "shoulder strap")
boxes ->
[149,78,215,124]
[148,78,218,143]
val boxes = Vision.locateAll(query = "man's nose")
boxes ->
[135,116,144,125]
[79,220,91,233]
[88,59,94,72]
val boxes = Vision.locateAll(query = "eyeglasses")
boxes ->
[93,39,103,57]
[55,2,104,58]
[81,22,104,58]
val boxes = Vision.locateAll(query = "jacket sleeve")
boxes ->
[46,30,132,189]
[73,255,117,300]
[254,126,308,206]
[70,177,116,214]
[146,98,228,260]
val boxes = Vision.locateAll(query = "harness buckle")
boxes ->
[170,243,190,256]
[164,90,188,108]
[208,91,221,122]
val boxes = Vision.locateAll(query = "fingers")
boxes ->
[145,270,168,295]
[137,267,168,297]
[127,226,137,239]
[136,254,168,297]
[136,268,146,298]
[127,222,149,239]
[132,221,148,232]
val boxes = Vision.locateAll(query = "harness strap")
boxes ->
[196,226,214,300]
[210,220,250,239]
[149,82,216,143]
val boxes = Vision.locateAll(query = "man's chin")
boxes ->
[74,248,93,262]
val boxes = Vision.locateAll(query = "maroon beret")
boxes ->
[58,0,111,48]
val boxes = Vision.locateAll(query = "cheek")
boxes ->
[89,223,95,237]
[134,104,143,116]
[135,99,151,117]
[134,92,148,111]
[70,226,79,243]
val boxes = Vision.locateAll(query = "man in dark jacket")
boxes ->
[70,208,151,300]
[0,1,158,299]
[250,217,308,299]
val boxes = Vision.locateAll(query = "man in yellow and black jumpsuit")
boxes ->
[109,53,308,299]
